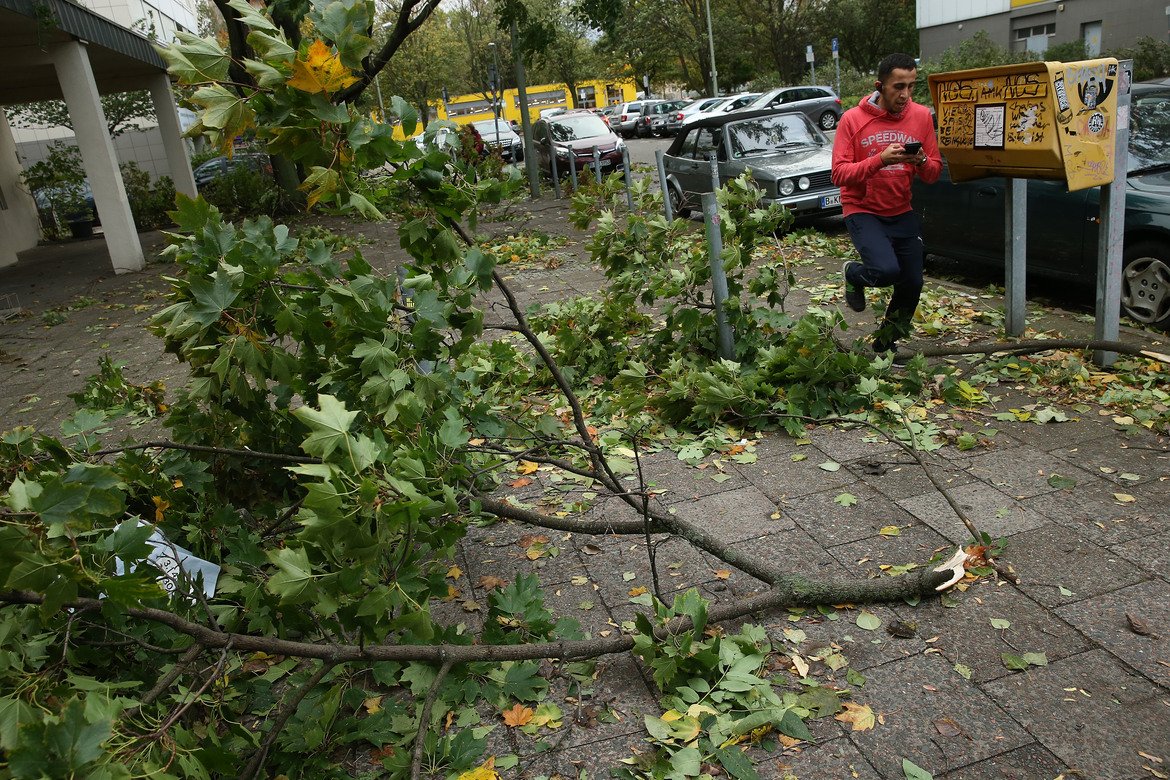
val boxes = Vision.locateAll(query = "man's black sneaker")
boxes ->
[842,261,866,312]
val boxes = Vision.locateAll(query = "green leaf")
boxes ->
[188,269,239,326]
[1021,652,1048,667]
[293,394,358,460]
[713,745,760,780]
[390,95,418,137]
[846,668,866,687]
[818,461,841,472]
[1000,653,1029,671]
[1047,474,1077,489]
[855,611,881,631]
[954,663,973,680]
[668,746,701,777]
[265,547,316,603]
[834,492,858,507]
[903,758,934,780]
[989,618,1011,630]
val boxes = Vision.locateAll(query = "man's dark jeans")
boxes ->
[843,211,924,350]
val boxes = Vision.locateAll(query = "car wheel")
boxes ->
[668,184,691,219]
[1122,241,1170,328]
[819,111,838,131]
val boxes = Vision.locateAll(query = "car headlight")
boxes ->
[555,146,570,157]
[615,138,626,150]
[798,176,811,190]
[778,179,795,196]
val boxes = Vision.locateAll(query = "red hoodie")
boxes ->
[831,93,941,217]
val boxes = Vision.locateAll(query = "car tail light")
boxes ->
[676,112,684,120]
[835,98,841,105]
[621,114,627,121]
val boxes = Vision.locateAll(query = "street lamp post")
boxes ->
[704,0,718,98]
[488,42,502,147]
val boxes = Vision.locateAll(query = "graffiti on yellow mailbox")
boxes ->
[930,58,1121,191]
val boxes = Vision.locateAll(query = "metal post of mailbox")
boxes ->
[547,135,561,199]
[593,146,603,183]
[1095,60,1132,367]
[1004,178,1027,336]
[621,145,634,211]
[708,152,720,194]
[656,149,673,221]
[567,150,578,191]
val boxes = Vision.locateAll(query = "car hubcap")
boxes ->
[1122,256,1170,325]
[820,113,835,130]
[669,188,683,213]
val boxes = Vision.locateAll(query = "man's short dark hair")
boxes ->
[878,53,918,82]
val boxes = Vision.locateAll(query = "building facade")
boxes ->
[917,0,1170,60]
[11,0,198,178]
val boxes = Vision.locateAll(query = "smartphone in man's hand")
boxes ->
[903,141,922,155]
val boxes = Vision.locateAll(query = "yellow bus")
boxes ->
[438,78,636,126]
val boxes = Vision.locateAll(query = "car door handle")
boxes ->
[975,187,999,198]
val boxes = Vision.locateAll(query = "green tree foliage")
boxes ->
[373,7,465,125]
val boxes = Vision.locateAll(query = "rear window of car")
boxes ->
[727,114,818,157]
[550,115,611,140]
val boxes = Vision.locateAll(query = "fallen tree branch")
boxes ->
[91,441,318,464]
[240,659,334,780]
[410,658,453,780]
[2,571,948,666]
[903,338,1170,363]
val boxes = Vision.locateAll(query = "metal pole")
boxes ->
[373,75,386,122]
[656,149,673,220]
[834,53,840,96]
[547,134,561,198]
[1005,178,1027,336]
[593,146,603,184]
[568,149,578,191]
[703,0,718,98]
[511,20,540,198]
[1095,59,1132,367]
[708,151,720,194]
[621,145,634,211]
[702,192,735,359]
[489,43,501,152]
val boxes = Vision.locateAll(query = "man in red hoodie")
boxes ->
[832,52,941,356]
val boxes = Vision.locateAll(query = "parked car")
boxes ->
[668,96,733,134]
[912,82,1170,328]
[532,109,626,174]
[193,153,272,188]
[679,93,759,130]
[33,180,99,233]
[470,118,524,162]
[744,85,843,130]
[637,99,690,137]
[613,100,651,138]
[663,108,841,221]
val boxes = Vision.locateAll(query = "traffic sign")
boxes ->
[832,37,839,58]
[806,44,815,63]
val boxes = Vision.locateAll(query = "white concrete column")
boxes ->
[51,40,143,273]
[149,74,197,198]
[0,108,41,269]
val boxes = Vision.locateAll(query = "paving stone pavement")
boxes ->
[2,198,1169,779]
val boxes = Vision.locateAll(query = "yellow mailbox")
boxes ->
[929,58,1123,191]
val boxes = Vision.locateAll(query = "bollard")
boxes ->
[708,151,720,194]
[568,149,579,192]
[656,149,673,221]
[620,145,634,212]
[547,135,561,199]
[701,192,735,360]
[593,146,603,184]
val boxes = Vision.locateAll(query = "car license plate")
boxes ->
[821,193,841,208]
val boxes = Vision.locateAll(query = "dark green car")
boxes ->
[912,83,1170,328]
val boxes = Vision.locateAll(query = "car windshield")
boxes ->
[1129,91,1170,172]
[549,115,610,140]
[727,113,820,157]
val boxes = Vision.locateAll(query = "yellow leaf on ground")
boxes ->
[446,565,463,580]
[628,586,649,597]
[478,575,507,590]
[286,40,359,95]
[364,695,382,714]
[835,702,876,731]
[501,703,534,727]
[517,460,540,474]
[1114,493,1137,503]
[457,757,500,780]
[714,570,731,580]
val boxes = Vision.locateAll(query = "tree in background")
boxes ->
[814,0,918,75]
[7,92,156,139]
[374,7,464,126]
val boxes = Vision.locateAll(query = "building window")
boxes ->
[574,86,596,109]
[1015,22,1056,40]
[513,89,566,109]
[448,99,494,118]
